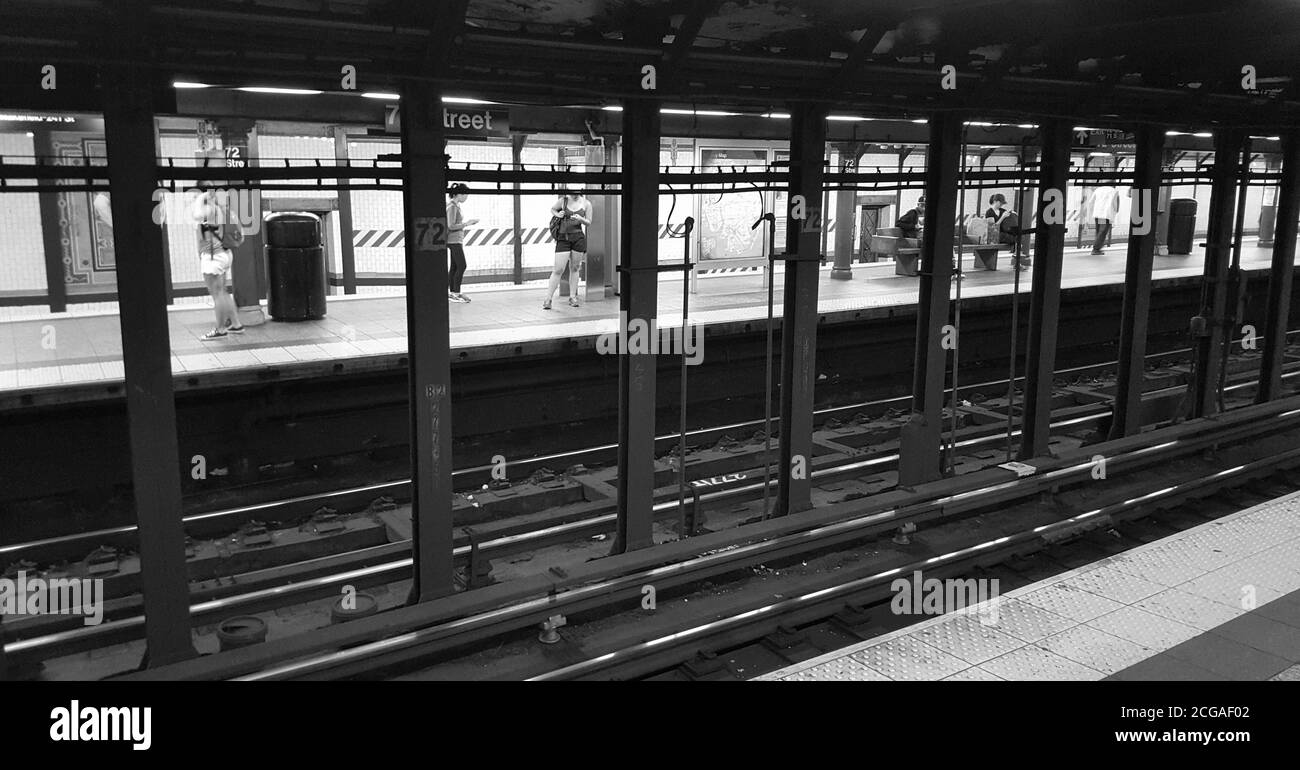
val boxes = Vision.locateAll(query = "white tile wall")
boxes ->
[0,132,49,292]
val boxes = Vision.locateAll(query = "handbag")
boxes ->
[548,215,563,241]
[219,222,245,250]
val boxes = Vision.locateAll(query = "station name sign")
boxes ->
[383,105,509,137]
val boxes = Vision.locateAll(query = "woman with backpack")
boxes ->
[194,187,246,340]
[543,189,592,310]
[985,193,1031,269]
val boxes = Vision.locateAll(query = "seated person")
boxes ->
[896,194,925,238]
[985,193,1031,268]
[984,193,1020,245]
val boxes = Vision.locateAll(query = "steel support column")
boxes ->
[830,142,861,279]
[1110,126,1166,439]
[101,63,196,665]
[511,134,526,284]
[1258,131,1300,403]
[776,104,828,515]
[1191,129,1246,419]
[898,112,961,487]
[399,80,455,601]
[33,128,68,313]
[333,126,358,294]
[613,98,660,552]
[1017,121,1072,458]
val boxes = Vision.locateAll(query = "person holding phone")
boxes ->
[446,183,478,303]
[543,189,592,309]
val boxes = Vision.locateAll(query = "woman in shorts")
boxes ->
[194,188,244,340]
[544,190,592,309]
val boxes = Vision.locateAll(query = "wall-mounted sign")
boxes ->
[383,105,509,137]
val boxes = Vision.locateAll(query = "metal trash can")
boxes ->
[1167,198,1198,255]
[264,212,326,321]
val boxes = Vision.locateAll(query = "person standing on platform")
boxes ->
[896,194,925,239]
[544,188,592,310]
[1090,184,1120,255]
[446,183,477,303]
[194,187,245,341]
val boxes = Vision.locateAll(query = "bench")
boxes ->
[869,233,922,276]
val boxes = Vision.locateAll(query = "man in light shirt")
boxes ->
[1090,184,1120,255]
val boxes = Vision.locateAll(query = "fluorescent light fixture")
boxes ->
[173,81,211,89]
[443,96,495,104]
[1165,130,1185,136]
[1192,132,1213,138]
[1073,126,1097,132]
[1017,124,1036,129]
[762,112,790,119]
[828,115,872,121]
[1088,151,1113,157]
[602,105,624,112]
[911,118,927,124]
[660,108,738,116]
[362,92,399,100]
[964,121,995,127]
[238,86,323,95]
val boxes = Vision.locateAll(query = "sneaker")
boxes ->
[455,293,471,303]
[542,299,552,310]
[226,323,245,334]
[201,329,228,340]
[568,297,580,307]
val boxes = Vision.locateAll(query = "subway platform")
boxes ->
[0,242,1284,403]
[759,490,1300,682]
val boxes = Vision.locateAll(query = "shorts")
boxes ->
[555,234,587,253]
[200,250,233,277]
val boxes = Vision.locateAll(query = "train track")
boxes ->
[83,387,1300,681]
[4,343,1294,671]
[5,333,1282,568]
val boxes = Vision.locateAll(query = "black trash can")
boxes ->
[264,213,326,320]
[1167,198,1198,255]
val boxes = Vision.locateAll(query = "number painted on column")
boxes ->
[340,64,357,90]
[40,324,56,350]
[1090,454,1107,480]
[640,64,657,90]
[414,217,447,252]
[790,454,807,480]
[940,64,957,90]
[41,64,56,90]
[491,454,507,481]
[641,584,656,610]
[1240,324,1258,350]
[191,454,207,480]
[802,208,823,233]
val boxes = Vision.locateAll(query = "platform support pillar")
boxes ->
[333,126,358,294]
[400,79,455,601]
[101,61,197,666]
[1017,121,1072,458]
[1191,129,1246,419]
[898,112,961,487]
[612,98,660,551]
[1109,127,1166,439]
[1258,131,1300,403]
[830,142,862,279]
[774,104,828,515]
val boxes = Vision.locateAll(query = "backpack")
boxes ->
[965,216,991,244]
